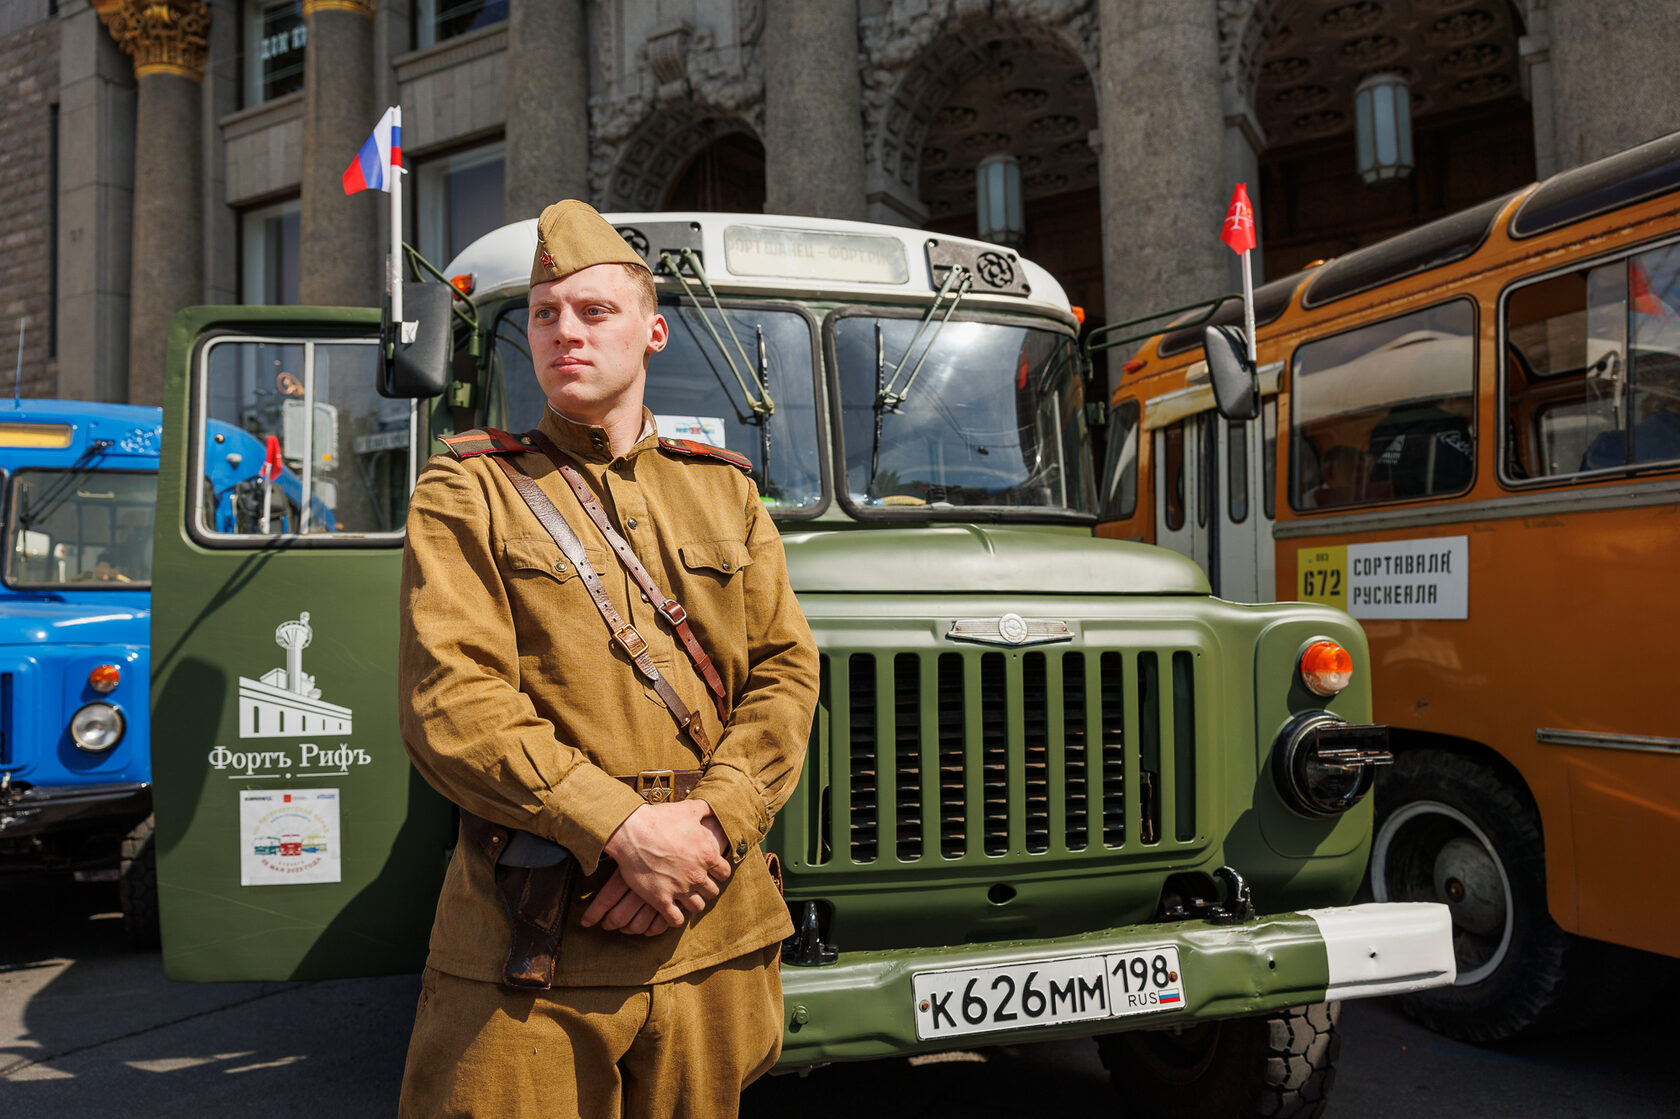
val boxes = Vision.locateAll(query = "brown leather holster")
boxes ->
[460,811,578,990]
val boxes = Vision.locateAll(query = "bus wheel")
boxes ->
[1370,749,1568,1042]
[1094,1003,1339,1119]
[119,814,161,949]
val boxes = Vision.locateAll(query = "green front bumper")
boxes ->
[775,901,1454,1068]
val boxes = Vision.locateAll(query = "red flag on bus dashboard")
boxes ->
[259,435,284,481]
[1221,183,1257,255]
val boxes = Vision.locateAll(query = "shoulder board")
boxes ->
[440,428,529,459]
[657,438,753,474]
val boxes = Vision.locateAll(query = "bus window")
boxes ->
[195,338,412,539]
[1195,413,1211,528]
[1289,300,1476,509]
[1261,397,1277,520]
[1161,419,1185,531]
[1098,400,1139,520]
[1227,418,1248,523]
[1506,242,1680,478]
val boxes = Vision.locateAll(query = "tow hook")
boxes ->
[1208,866,1255,925]
[782,901,839,967]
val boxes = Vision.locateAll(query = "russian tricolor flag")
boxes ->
[342,106,402,194]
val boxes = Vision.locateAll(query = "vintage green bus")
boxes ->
[150,212,1450,1116]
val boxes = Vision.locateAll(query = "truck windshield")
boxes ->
[492,300,823,512]
[5,469,157,588]
[832,312,1097,516]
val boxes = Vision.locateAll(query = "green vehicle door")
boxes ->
[151,308,453,981]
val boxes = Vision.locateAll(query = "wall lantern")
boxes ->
[1354,72,1413,186]
[975,153,1025,246]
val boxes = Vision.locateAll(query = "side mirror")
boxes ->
[1203,323,1259,421]
[379,282,452,399]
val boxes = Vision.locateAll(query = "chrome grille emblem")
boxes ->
[947,613,1074,648]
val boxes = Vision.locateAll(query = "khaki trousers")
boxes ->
[398,946,782,1119]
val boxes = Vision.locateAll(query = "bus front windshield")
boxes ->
[833,313,1097,517]
[492,300,823,512]
[6,469,157,588]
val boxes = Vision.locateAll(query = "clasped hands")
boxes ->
[581,799,732,937]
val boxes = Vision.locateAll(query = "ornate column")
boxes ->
[1546,0,1680,171]
[505,0,590,218]
[764,0,867,220]
[98,0,209,406]
[299,0,379,306]
[1096,0,1227,351]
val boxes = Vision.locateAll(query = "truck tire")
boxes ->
[1369,749,1568,1042]
[120,814,161,949]
[1095,1002,1339,1119]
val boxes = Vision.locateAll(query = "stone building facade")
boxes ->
[3,0,1677,405]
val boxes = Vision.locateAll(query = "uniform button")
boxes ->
[554,561,568,573]
[627,517,638,529]
[735,840,750,857]
[721,560,731,571]
[640,593,650,603]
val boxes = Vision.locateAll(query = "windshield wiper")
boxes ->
[875,266,972,413]
[659,249,775,421]
[17,440,113,531]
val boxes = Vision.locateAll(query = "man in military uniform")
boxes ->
[397,200,819,1117]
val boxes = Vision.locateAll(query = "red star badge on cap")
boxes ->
[538,248,556,270]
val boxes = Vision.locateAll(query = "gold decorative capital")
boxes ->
[303,0,377,17]
[98,1,212,81]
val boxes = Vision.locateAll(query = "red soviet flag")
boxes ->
[259,435,284,481]
[1221,183,1257,255]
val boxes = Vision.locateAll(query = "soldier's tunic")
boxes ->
[397,405,818,1115]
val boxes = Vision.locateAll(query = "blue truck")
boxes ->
[0,398,322,945]
[0,399,161,942]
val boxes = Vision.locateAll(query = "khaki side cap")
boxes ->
[531,199,650,287]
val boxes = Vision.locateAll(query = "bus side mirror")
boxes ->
[1203,323,1259,421]
[379,282,452,399]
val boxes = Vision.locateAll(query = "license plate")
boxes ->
[912,946,1186,1041]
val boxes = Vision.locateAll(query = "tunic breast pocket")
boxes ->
[677,539,753,584]
[501,537,606,592]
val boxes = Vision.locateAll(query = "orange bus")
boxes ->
[1093,131,1680,1042]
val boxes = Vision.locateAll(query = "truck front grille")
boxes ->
[815,647,1200,867]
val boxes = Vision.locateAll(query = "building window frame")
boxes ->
[414,0,508,49]
[415,141,506,269]
[240,198,302,307]
[242,0,307,109]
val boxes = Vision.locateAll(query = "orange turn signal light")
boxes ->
[1070,305,1086,325]
[1299,640,1352,697]
[450,273,476,296]
[1121,357,1146,375]
[88,664,121,694]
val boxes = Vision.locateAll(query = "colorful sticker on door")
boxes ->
[240,788,341,886]
[1297,536,1468,620]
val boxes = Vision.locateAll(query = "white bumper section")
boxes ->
[1301,901,1458,1001]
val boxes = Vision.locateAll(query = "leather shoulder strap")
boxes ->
[485,451,714,763]
[441,427,529,459]
[657,437,753,474]
[527,431,732,726]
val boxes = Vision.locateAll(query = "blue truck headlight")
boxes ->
[70,702,126,752]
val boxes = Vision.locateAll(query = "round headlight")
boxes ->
[1271,710,1375,817]
[70,702,125,752]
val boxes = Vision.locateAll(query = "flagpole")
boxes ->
[389,108,405,343]
[1241,248,1257,365]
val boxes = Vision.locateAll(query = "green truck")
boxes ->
[150,212,1452,1117]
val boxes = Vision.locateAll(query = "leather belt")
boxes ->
[615,768,703,804]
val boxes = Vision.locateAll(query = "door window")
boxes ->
[194,338,413,540]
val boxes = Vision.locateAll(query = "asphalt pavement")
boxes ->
[3,874,1674,1118]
